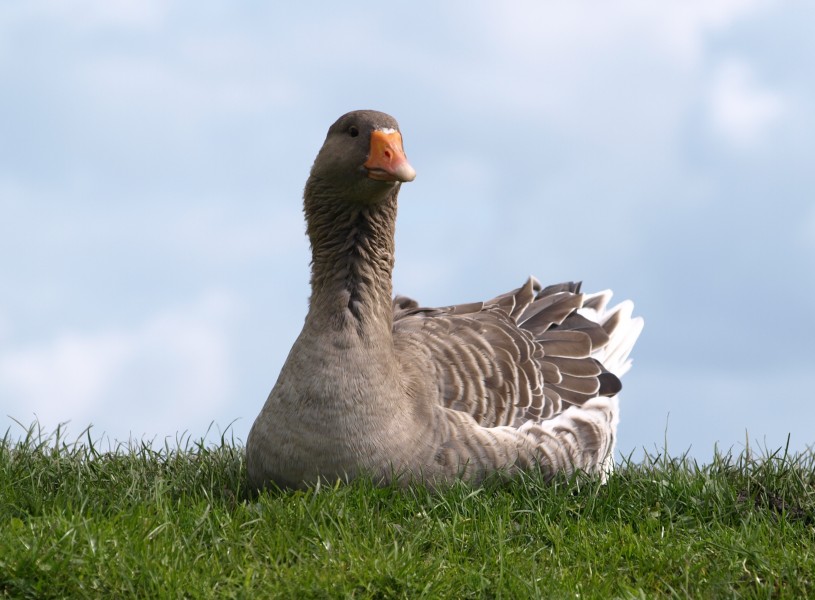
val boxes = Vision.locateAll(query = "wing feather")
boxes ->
[392,277,624,429]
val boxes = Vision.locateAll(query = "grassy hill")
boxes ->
[2,425,814,598]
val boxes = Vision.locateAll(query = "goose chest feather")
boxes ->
[246,110,643,489]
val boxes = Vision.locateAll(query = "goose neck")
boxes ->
[304,185,398,340]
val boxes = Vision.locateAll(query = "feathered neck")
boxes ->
[302,177,399,341]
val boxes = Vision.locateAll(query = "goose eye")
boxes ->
[348,126,359,138]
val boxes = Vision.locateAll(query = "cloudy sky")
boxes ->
[2,1,813,460]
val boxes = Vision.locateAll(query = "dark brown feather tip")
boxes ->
[598,372,622,396]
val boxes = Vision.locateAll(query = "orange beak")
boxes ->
[364,130,416,183]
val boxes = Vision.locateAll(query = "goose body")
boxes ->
[247,110,643,489]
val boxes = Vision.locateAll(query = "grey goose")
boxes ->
[247,110,643,489]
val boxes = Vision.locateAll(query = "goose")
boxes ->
[247,110,643,489]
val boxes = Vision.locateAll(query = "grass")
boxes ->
[1,424,814,599]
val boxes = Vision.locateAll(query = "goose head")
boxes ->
[308,110,416,205]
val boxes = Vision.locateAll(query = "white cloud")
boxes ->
[74,0,166,29]
[479,0,767,62]
[803,205,815,249]
[159,203,307,263]
[417,1,773,163]
[0,311,10,348]
[0,291,237,439]
[707,59,786,147]
[4,0,167,32]
[459,0,769,91]
[78,49,298,124]
[0,332,130,418]
[0,3,299,128]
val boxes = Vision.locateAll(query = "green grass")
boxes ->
[2,424,814,599]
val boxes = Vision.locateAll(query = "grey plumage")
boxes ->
[246,110,644,489]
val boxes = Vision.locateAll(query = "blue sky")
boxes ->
[2,1,813,459]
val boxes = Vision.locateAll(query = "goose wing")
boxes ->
[392,277,623,429]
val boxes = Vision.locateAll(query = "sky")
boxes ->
[2,1,814,460]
